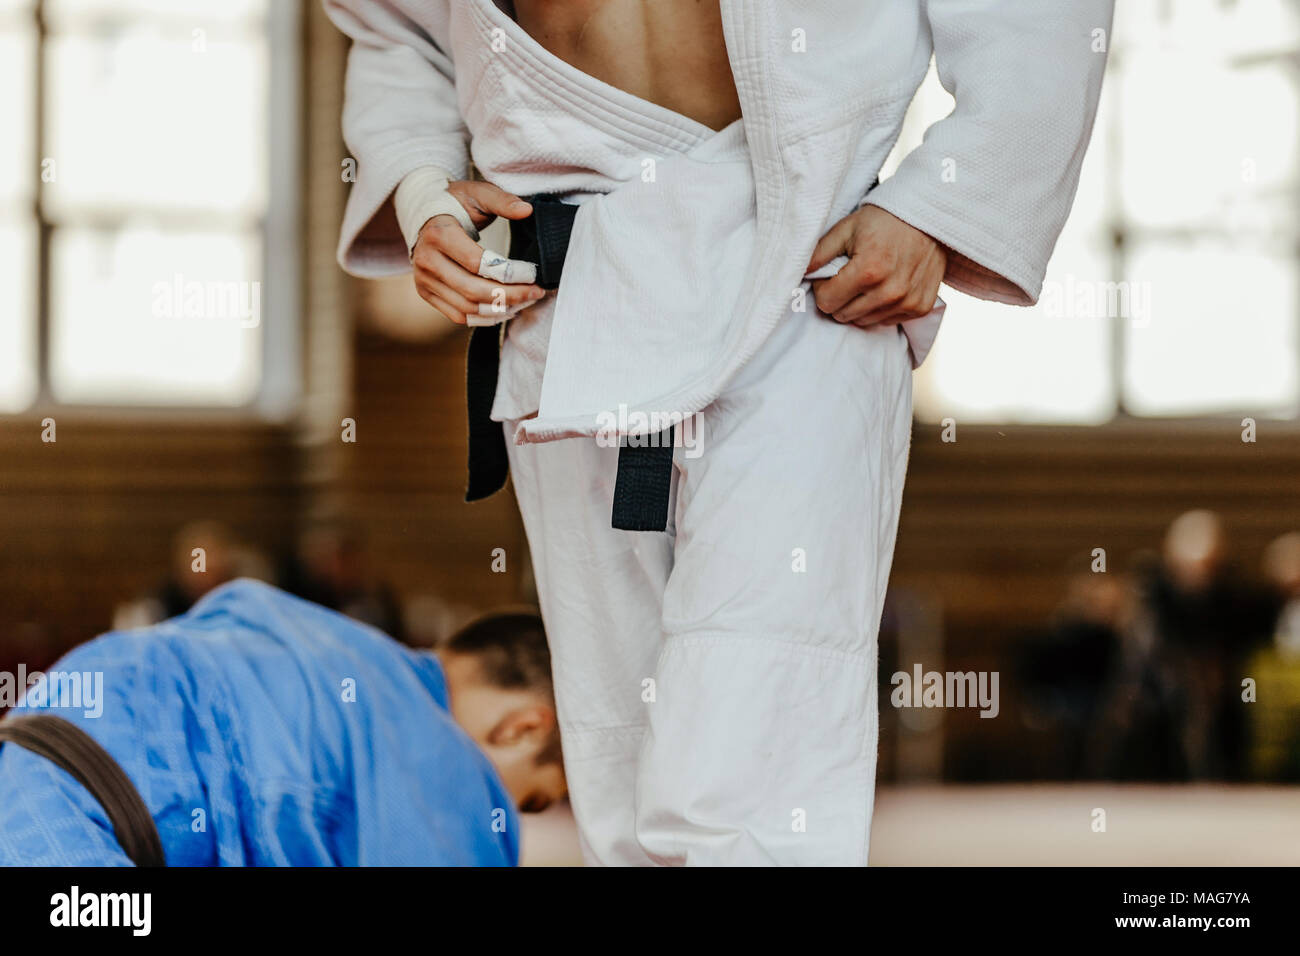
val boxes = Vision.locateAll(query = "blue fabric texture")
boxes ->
[0,580,519,866]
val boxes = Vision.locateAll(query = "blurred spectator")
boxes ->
[1018,558,1129,779]
[1263,532,1300,659]
[113,521,271,629]
[1086,548,1187,781]
[1103,511,1277,781]
[1245,533,1300,780]
[278,522,407,643]
[404,593,482,649]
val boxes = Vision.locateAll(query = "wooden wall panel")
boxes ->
[892,423,1300,625]
[0,421,298,661]
[3,352,1297,783]
[335,332,532,612]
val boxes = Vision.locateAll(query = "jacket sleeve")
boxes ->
[864,0,1115,306]
[322,0,467,276]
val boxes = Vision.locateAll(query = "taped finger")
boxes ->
[468,301,527,326]
[478,248,538,285]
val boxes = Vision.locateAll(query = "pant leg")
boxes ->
[505,424,674,866]
[635,311,914,866]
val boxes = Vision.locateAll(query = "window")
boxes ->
[904,0,1300,424]
[0,0,299,415]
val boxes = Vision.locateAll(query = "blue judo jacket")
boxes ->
[0,580,519,866]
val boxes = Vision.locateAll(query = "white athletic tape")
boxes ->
[804,254,850,281]
[478,249,538,285]
[467,299,534,327]
[467,310,519,328]
[424,192,480,242]
[475,300,522,317]
[395,166,481,253]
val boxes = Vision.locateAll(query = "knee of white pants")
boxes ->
[634,633,878,866]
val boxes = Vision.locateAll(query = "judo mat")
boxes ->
[519,784,1300,866]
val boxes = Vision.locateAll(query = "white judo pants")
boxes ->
[505,307,914,866]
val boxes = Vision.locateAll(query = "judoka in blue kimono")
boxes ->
[0,579,563,866]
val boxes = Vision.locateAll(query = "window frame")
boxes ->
[3,0,301,422]
[909,3,1300,431]
[1104,35,1300,426]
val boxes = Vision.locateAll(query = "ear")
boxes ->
[488,703,556,749]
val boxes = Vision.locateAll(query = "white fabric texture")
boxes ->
[507,308,915,866]
[324,0,1114,444]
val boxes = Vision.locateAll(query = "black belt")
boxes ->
[0,713,166,867]
[464,195,676,532]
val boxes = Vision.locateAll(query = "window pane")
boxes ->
[1119,10,1299,231]
[913,233,1117,425]
[49,226,262,405]
[0,30,34,206]
[44,30,267,216]
[0,221,37,412]
[0,24,36,412]
[1123,244,1298,417]
[1118,0,1300,58]
[46,0,266,24]
[910,56,1117,425]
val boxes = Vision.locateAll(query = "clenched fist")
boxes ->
[806,205,946,328]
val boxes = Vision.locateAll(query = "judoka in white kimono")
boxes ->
[323,0,1114,865]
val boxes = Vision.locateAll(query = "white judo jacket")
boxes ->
[325,0,1115,444]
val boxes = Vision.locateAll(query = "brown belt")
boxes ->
[0,713,166,867]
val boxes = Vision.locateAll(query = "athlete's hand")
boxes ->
[411,180,546,326]
[806,204,947,328]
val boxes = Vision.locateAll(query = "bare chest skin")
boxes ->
[508,0,743,131]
